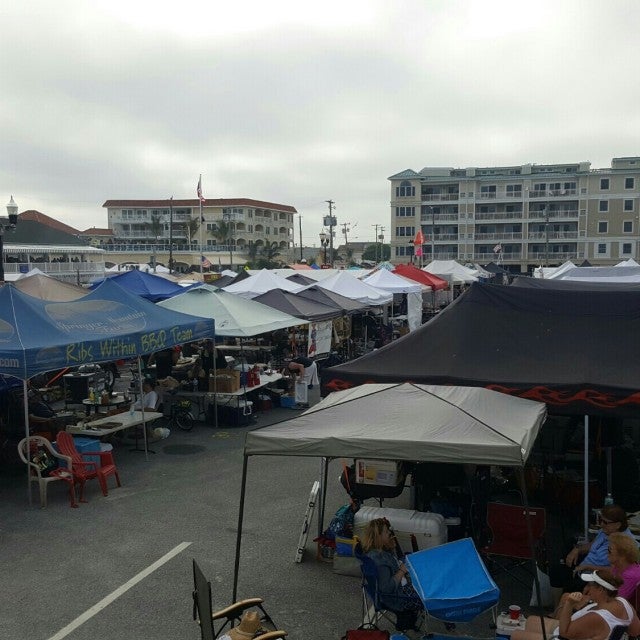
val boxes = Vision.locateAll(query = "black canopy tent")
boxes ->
[252,289,341,322]
[322,282,640,417]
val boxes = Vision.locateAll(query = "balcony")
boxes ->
[474,252,522,261]
[529,189,578,198]
[420,213,459,223]
[475,212,523,220]
[478,192,497,199]
[528,231,579,240]
[529,251,578,261]
[421,193,459,202]
[528,210,579,220]
[474,232,523,241]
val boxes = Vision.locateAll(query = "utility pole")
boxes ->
[544,205,549,268]
[298,214,303,262]
[168,196,174,274]
[378,226,386,262]
[324,200,336,267]
[372,224,380,262]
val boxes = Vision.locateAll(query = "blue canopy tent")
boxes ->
[90,269,185,302]
[0,279,215,480]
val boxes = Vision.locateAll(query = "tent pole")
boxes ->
[519,468,547,640]
[138,357,149,460]
[23,379,32,505]
[213,343,218,429]
[232,453,249,603]
[584,415,589,542]
[318,457,329,538]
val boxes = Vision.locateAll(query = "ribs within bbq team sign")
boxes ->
[0,279,214,380]
[307,320,332,358]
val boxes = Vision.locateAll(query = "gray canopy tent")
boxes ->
[232,382,548,619]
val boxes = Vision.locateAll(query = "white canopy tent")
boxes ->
[615,258,640,267]
[423,260,478,284]
[158,284,309,337]
[551,265,640,283]
[362,269,423,331]
[312,270,393,306]
[533,260,576,279]
[232,382,547,601]
[223,268,304,299]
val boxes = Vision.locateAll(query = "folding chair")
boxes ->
[482,502,547,585]
[357,553,423,633]
[191,559,286,640]
[405,537,499,636]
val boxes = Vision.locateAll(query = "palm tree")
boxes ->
[256,241,282,269]
[183,217,201,247]
[208,220,233,247]
[146,213,164,244]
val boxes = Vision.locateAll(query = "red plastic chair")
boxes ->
[55,431,121,501]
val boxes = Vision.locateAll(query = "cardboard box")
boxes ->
[355,459,402,486]
[209,373,240,393]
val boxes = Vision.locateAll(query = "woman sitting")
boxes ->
[361,518,423,615]
[608,531,640,602]
[512,569,640,640]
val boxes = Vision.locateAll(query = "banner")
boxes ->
[307,320,332,357]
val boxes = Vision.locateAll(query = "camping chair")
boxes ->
[55,431,121,501]
[357,552,424,633]
[17,436,78,508]
[191,559,286,640]
[482,502,547,585]
[405,537,499,635]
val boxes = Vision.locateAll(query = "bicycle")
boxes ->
[166,398,195,431]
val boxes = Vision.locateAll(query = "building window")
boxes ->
[622,243,632,255]
[506,184,522,196]
[597,243,607,255]
[598,221,608,233]
[395,206,415,217]
[600,178,610,190]
[624,199,634,212]
[625,177,635,189]
[396,181,415,197]
[623,221,633,233]
[599,201,609,213]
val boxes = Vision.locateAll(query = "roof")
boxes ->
[102,198,298,214]
[387,169,421,180]
[19,210,81,235]
[8,217,88,247]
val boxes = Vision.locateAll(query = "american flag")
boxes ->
[201,255,212,268]
[197,175,205,204]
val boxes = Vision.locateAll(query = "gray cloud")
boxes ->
[2,1,640,243]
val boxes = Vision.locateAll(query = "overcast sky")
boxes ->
[2,0,640,246]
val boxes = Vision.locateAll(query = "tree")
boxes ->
[183,217,201,246]
[255,241,283,269]
[146,214,164,244]
[341,246,356,266]
[361,243,390,262]
[208,220,233,246]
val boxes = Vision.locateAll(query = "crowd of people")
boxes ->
[359,504,640,640]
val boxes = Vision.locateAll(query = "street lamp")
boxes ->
[223,212,234,269]
[1,196,19,282]
[319,231,329,265]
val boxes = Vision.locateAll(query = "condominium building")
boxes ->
[102,198,297,255]
[388,157,640,272]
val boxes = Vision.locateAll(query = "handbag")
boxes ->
[341,625,390,640]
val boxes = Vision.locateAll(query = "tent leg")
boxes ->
[317,457,329,539]
[232,454,249,603]
[519,469,547,640]
[23,379,32,505]
[584,416,589,543]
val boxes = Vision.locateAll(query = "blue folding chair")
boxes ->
[405,537,499,633]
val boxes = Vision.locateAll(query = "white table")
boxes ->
[66,411,164,437]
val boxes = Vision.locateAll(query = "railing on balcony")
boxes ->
[420,213,459,222]
[528,231,579,240]
[529,251,578,261]
[3,261,105,275]
[474,252,522,260]
[105,244,248,254]
[529,189,578,198]
[474,232,523,241]
[478,192,497,199]
[528,210,579,220]
[475,212,523,220]
[422,193,459,202]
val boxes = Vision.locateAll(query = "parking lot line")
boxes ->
[47,541,192,640]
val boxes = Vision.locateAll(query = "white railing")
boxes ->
[474,233,523,241]
[3,261,105,275]
[475,212,523,220]
[474,252,522,260]
[529,251,578,261]
[529,210,579,219]
[422,193,459,202]
[421,213,459,222]
[528,231,579,240]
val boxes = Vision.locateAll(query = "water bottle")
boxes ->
[129,403,135,417]
[604,493,614,506]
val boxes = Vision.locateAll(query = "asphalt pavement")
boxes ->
[1,372,534,640]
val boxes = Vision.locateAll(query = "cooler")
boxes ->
[211,400,253,427]
[54,436,101,466]
[354,506,447,554]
